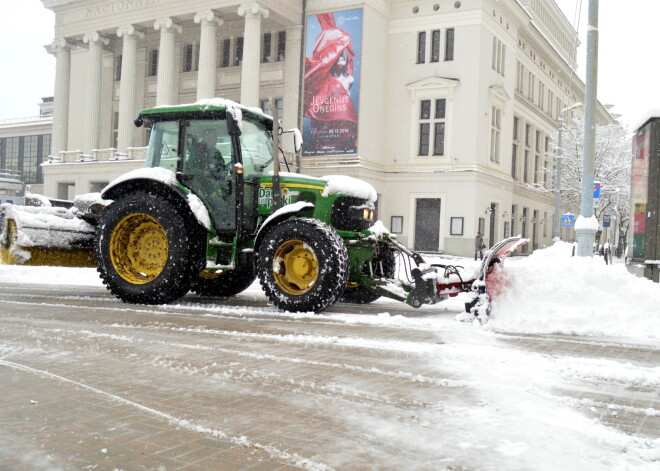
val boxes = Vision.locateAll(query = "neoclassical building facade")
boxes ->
[40,0,614,255]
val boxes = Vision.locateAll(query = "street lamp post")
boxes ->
[553,102,582,240]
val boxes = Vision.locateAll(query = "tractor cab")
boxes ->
[142,105,275,235]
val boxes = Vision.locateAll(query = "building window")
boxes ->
[512,116,519,179]
[183,44,194,72]
[115,54,122,81]
[148,49,158,77]
[417,31,426,63]
[431,30,440,62]
[523,124,531,183]
[262,32,272,63]
[490,107,501,163]
[277,31,286,61]
[445,28,454,61]
[492,37,505,75]
[534,130,541,183]
[418,99,446,156]
[234,37,244,66]
[260,98,284,117]
[221,39,231,67]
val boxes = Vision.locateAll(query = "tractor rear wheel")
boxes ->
[257,218,348,313]
[94,190,204,304]
[191,263,257,297]
[341,249,396,304]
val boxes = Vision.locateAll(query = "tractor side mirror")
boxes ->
[282,128,303,153]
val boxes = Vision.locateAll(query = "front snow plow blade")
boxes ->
[0,204,96,267]
[359,235,527,318]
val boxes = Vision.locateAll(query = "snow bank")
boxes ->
[487,241,660,341]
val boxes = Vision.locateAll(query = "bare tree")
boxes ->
[546,117,631,248]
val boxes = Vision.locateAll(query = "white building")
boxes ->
[39,0,614,256]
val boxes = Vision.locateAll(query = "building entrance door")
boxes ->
[414,198,441,251]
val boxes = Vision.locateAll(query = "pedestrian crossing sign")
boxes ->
[561,214,575,226]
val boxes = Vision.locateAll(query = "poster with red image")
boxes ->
[303,9,362,156]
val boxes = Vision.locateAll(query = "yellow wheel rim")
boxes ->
[110,213,168,284]
[272,239,318,295]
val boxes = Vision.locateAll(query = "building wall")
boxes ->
[38,0,616,255]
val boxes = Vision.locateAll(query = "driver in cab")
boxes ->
[188,126,227,177]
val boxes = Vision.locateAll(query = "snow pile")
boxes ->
[320,175,377,202]
[488,241,660,340]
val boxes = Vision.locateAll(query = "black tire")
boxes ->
[191,262,257,297]
[341,248,396,304]
[257,218,349,313]
[94,190,205,304]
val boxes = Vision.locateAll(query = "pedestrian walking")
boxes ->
[475,231,485,261]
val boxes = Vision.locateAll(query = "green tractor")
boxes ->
[0,99,525,317]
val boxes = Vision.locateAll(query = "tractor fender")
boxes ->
[101,168,211,230]
[254,201,315,251]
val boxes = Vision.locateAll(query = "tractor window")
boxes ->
[183,119,233,176]
[240,117,274,181]
[146,121,179,171]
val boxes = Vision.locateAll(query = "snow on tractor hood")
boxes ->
[319,175,377,203]
[103,167,212,230]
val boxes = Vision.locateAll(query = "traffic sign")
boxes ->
[561,214,575,226]
[593,181,602,199]
[603,214,611,227]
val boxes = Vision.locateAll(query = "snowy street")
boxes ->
[0,248,659,471]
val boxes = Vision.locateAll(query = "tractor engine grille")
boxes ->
[331,196,375,232]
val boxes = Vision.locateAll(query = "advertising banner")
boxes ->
[303,8,362,156]
[631,124,650,260]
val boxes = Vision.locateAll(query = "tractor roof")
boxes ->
[138,98,271,123]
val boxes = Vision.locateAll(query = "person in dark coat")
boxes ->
[475,231,485,261]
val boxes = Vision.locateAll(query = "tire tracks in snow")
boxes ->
[0,358,333,471]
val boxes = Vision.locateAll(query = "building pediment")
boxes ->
[405,76,460,92]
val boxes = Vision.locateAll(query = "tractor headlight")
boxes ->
[362,208,374,221]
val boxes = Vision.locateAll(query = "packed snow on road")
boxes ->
[0,241,658,470]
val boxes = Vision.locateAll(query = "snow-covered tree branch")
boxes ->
[546,117,631,246]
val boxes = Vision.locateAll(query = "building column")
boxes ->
[117,25,144,154]
[82,32,109,155]
[283,25,302,130]
[238,2,269,107]
[194,10,223,100]
[45,38,74,157]
[154,17,182,106]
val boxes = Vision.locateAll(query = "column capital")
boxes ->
[238,2,269,19]
[45,37,76,55]
[117,25,145,40]
[194,10,224,27]
[82,31,110,46]
[154,17,182,33]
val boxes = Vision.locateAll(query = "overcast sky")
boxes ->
[1,0,659,130]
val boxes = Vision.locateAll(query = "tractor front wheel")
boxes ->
[257,218,348,313]
[94,190,204,304]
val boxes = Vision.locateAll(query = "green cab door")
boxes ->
[181,119,237,232]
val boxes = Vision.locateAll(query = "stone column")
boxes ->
[45,38,74,158]
[154,17,182,106]
[116,25,144,154]
[238,2,269,107]
[82,32,109,155]
[194,11,223,100]
[283,25,302,130]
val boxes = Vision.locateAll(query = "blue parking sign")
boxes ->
[561,214,575,226]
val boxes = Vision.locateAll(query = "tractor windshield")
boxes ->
[240,116,274,181]
[145,121,179,171]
